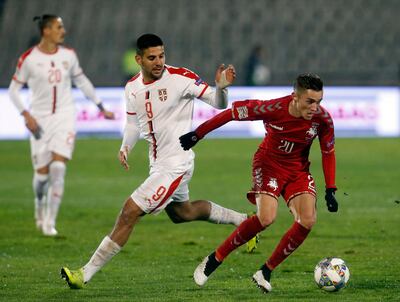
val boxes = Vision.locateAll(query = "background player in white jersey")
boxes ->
[61,33,255,289]
[8,15,114,236]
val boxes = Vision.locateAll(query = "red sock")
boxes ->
[215,215,265,261]
[266,221,310,270]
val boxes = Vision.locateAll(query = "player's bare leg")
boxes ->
[62,197,143,288]
[108,197,144,246]
[165,200,247,226]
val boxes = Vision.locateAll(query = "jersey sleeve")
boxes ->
[318,107,335,153]
[70,50,83,77]
[231,99,276,121]
[124,85,137,115]
[318,107,336,188]
[179,68,210,99]
[122,86,140,152]
[13,56,30,84]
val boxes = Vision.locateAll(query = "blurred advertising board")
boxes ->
[1,86,399,139]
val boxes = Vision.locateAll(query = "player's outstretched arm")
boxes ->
[180,109,233,151]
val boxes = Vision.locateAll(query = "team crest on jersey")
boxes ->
[158,88,167,102]
[305,123,319,141]
[267,178,278,191]
[62,61,69,70]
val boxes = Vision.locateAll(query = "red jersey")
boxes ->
[231,95,335,172]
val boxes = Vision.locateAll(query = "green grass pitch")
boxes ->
[0,138,399,301]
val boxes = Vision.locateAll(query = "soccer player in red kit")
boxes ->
[179,73,339,293]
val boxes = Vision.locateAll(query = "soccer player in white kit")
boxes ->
[61,33,256,289]
[8,15,114,236]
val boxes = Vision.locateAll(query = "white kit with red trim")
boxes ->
[124,65,221,171]
[12,46,83,117]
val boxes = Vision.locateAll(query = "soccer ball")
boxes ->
[314,257,350,292]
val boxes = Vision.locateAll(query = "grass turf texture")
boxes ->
[0,138,399,301]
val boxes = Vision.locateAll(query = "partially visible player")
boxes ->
[8,15,114,236]
[61,33,257,289]
[180,73,338,293]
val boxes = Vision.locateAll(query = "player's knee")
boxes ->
[257,212,276,227]
[299,214,316,229]
[36,166,49,174]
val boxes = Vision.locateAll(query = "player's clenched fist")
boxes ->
[179,131,200,150]
[215,64,236,89]
[325,188,338,212]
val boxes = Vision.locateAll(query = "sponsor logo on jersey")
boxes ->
[62,61,69,70]
[269,123,284,131]
[267,177,278,191]
[158,88,167,102]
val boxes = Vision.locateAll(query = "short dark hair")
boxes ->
[294,73,323,93]
[33,14,59,35]
[136,34,163,56]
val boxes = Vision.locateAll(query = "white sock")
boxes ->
[83,236,121,283]
[33,172,49,201]
[46,161,66,227]
[208,201,247,226]
[33,172,49,221]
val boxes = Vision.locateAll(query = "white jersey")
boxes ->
[12,45,83,117]
[125,65,221,171]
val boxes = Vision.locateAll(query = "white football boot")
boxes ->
[252,267,272,293]
[42,218,58,236]
[194,252,221,286]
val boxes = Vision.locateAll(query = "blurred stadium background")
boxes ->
[0,0,399,140]
[0,0,399,87]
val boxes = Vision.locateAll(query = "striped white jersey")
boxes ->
[124,65,224,171]
[12,45,83,117]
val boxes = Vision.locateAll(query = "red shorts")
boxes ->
[247,150,317,205]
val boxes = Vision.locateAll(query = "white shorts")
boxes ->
[131,164,194,215]
[30,111,76,169]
